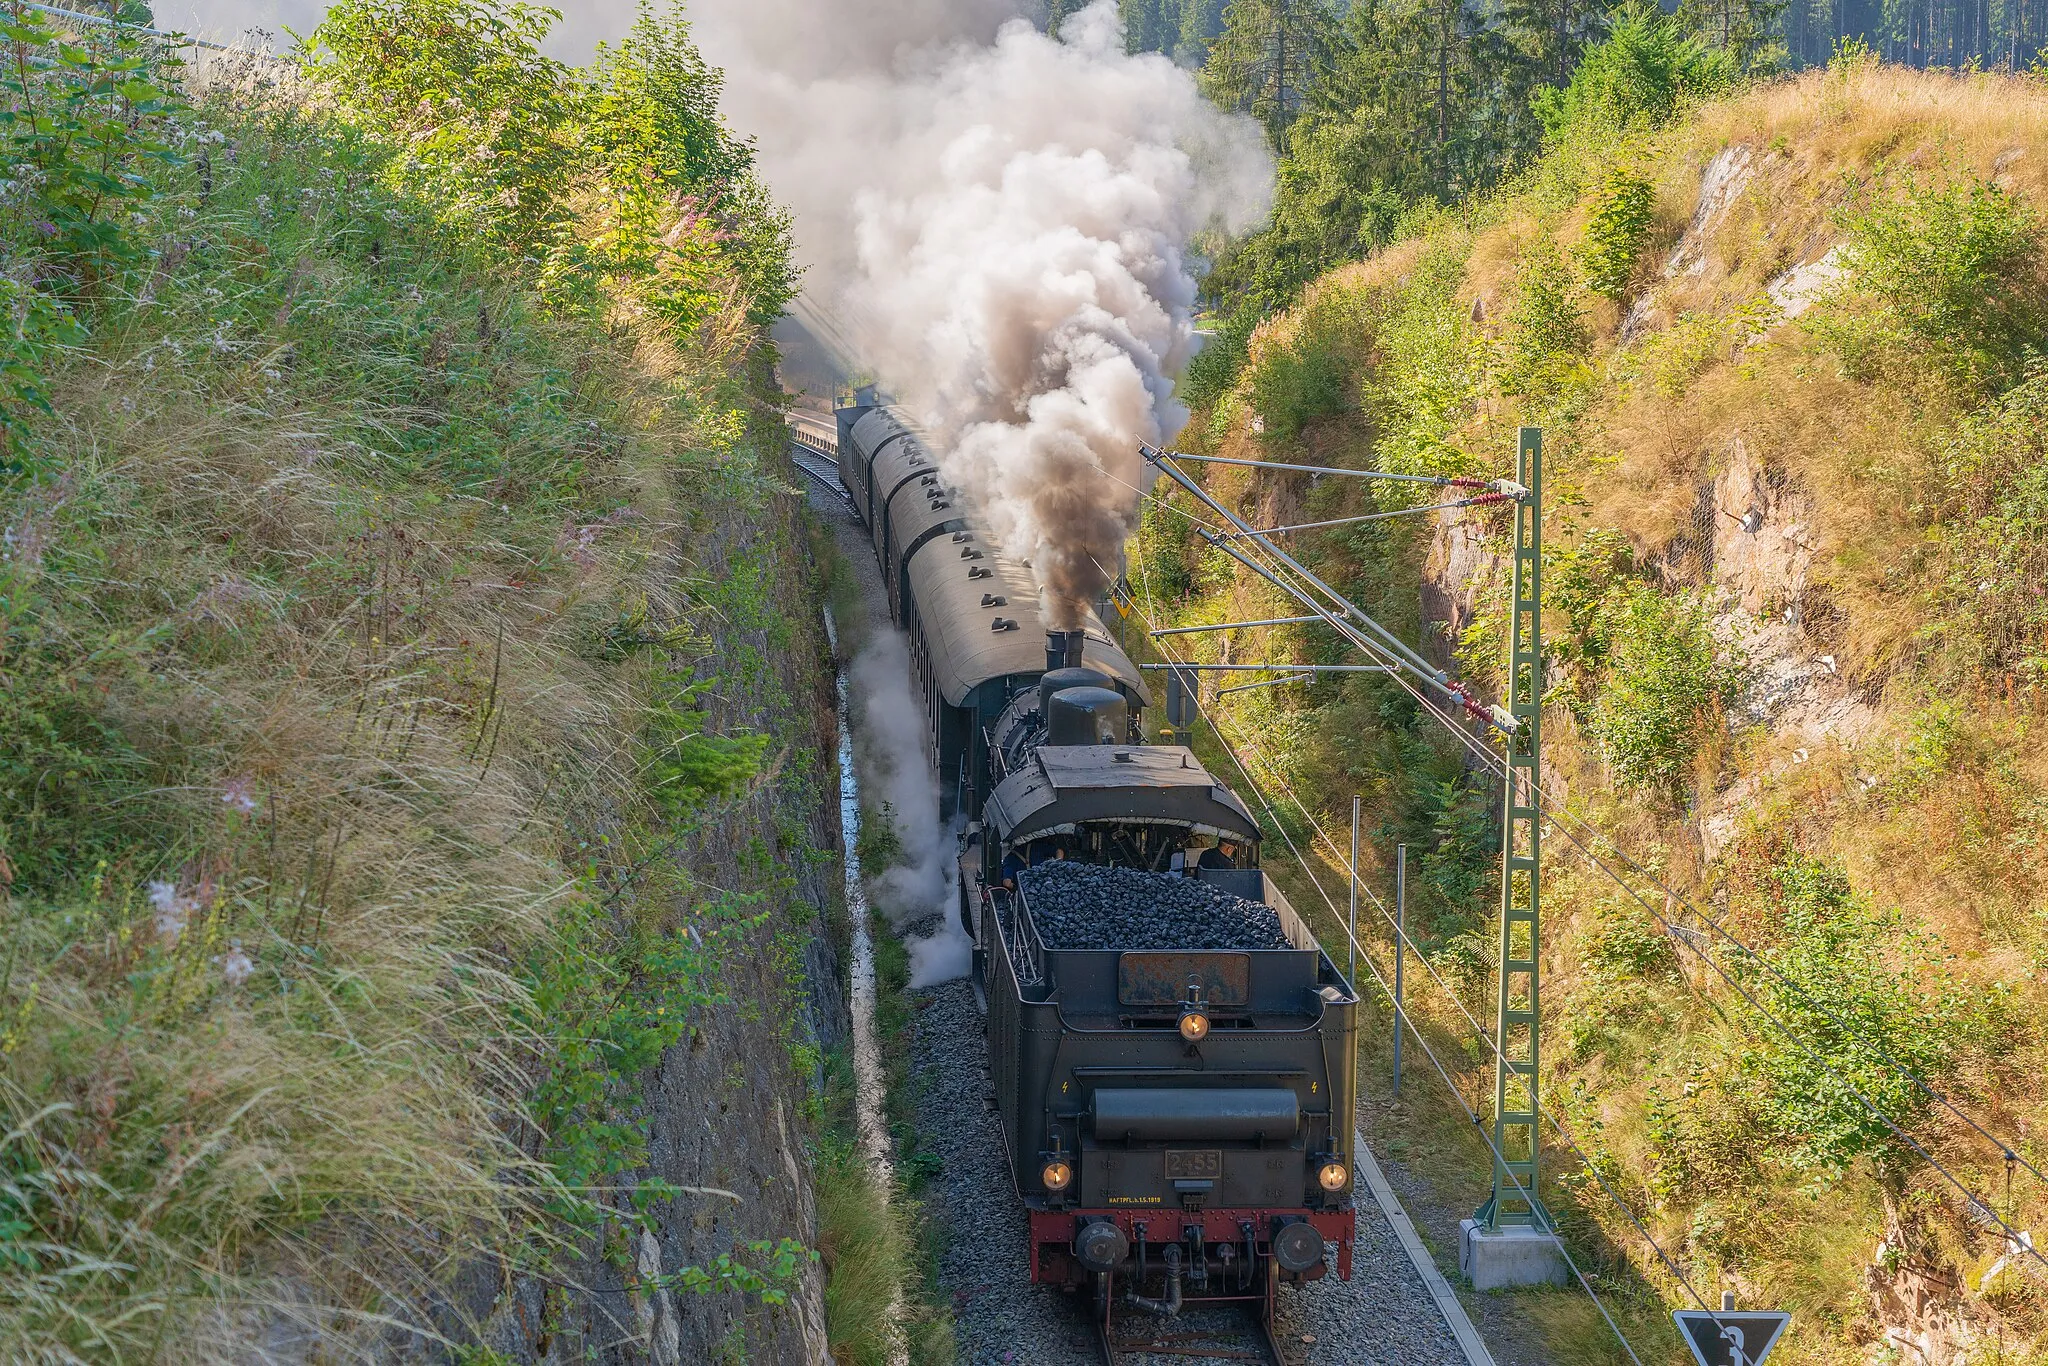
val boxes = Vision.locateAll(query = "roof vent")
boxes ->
[968,566,992,579]
[991,617,1018,632]
[961,548,982,560]
[981,593,1007,608]
[1113,751,1135,764]
[952,532,973,543]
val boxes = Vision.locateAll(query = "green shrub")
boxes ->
[1644,1071,1769,1208]
[1246,287,1360,438]
[1582,902,1679,982]
[1500,238,1589,399]
[1580,165,1657,299]
[1412,774,1499,926]
[0,5,183,461]
[1736,855,1995,1178]
[1135,494,1197,602]
[1809,168,2046,394]
[853,800,905,870]
[1357,239,1487,476]
[1180,307,1256,412]
[1532,2,1737,139]
[1933,363,2048,673]
[1585,584,1741,791]
[643,669,771,820]
[1546,528,1637,673]
[308,0,796,324]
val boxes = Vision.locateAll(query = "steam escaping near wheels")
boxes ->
[694,0,1273,626]
[848,629,973,986]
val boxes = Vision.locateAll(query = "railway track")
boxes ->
[1093,1294,1284,1366]
[790,443,846,497]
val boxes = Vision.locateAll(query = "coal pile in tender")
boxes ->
[1021,862,1292,951]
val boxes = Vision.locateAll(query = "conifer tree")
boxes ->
[1179,0,1232,63]
[1201,0,1343,150]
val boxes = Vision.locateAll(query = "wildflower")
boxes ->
[221,776,258,814]
[31,220,55,238]
[215,941,253,987]
[3,515,48,578]
[149,880,195,944]
[557,518,603,570]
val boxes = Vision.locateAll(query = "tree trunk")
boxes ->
[1436,0,1450,152]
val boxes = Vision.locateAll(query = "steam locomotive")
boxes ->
[829,393,1360,1334]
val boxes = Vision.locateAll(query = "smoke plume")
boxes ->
[170,3,1270,626]
[695,0,1273,626]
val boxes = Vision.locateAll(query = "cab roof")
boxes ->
[986,744,1260,847]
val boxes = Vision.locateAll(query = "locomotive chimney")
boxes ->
[1045,629,1084,672]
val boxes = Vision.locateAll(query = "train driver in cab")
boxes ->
[1198,838,1240,871]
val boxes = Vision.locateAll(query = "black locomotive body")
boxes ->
[831,395,1359,1314]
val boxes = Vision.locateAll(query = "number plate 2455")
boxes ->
[1165,1149,1222,1180]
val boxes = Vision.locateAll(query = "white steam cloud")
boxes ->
[850,632,970,987]
[695,0,1273,625]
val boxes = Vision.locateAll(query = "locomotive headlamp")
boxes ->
[1317,1158,1350,1192]
[1177,1005,1211,1043]
[1041,1158,1074,1192]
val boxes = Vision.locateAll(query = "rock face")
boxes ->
[1866,1193,2006,1366]
[1667,144,1757,281]
[1766,245,1846,321]
[1693,437,1881,859]
[1419,512,1495,672]
[449,466,843,1366]
[1867,1249,1985,1366]
[1708,435,1879,741]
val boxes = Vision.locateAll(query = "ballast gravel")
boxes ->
[1019,863,1292,952]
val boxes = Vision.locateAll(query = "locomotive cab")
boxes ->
[972,741,1361,1298]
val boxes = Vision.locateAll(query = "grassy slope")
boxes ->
[0,68,826,1361]
[1146,61,2048,1363]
